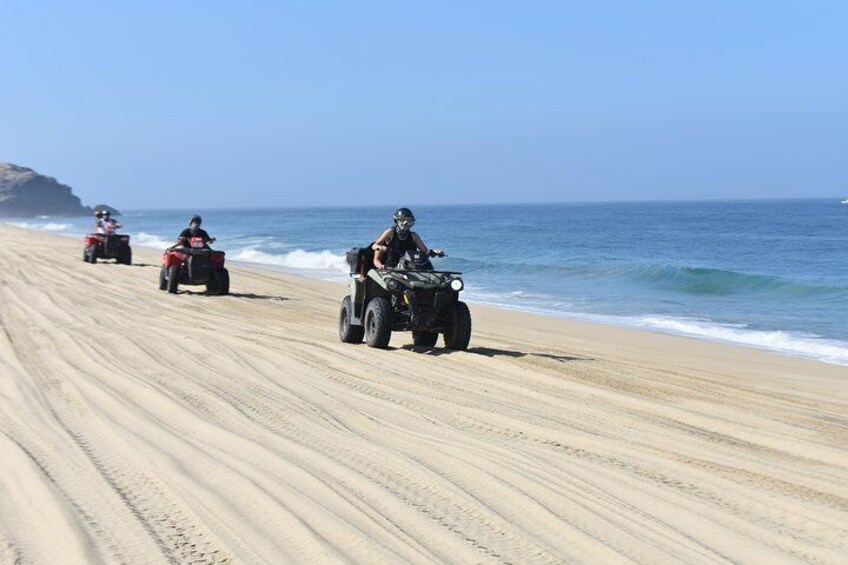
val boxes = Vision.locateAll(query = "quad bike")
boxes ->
[159,237,229,295]
[83,233,132,265]
[339,247,471,349]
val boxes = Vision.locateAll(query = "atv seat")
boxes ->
[346,246,375,278]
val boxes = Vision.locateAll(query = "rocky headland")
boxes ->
[0,163,92,217]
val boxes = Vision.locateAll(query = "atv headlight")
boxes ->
[387,279,400,291]
[450,279,464,291]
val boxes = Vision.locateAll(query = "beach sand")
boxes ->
[0,223,846,564]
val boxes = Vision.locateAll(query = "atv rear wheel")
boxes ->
[120,247,132,265]
[167,265,180,294]
[207,269,230,295]
[159,267,168,290]
[443,301,472,350]
[412,331,439,347]
[339,296,365,343]
[216,269,230,295]
[364,297,391,348]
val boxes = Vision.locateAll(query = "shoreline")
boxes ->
[1,222,847,563]
[5,219,848,367]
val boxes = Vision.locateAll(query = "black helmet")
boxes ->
[189,215,202,226]
[393,207,415,234]
[393,208,415,222]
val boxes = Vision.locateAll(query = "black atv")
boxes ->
[339,247,472,349]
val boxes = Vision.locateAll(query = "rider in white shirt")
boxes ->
[95,210,121,234]
[94,210,122,253]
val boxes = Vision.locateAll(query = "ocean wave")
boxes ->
[619,265,839,296]
[451,257,843,297]
[463,285,848,365]
[6,221,73,232]
[232,247,348,272]
[635,316,848,365]
[133,232,173,250]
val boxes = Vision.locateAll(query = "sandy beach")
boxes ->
[0,222,846,564]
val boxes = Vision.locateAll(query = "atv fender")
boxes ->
[349,279,363,324]
[162,252,185,268]
[367,268,389,290]
[350,273,390,325]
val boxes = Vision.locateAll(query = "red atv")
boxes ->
[159,237,229,295]
[83,233,132,265]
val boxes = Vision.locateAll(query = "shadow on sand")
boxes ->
[229,292,291,301]
[400,345,591,362]
[174,290,291,301]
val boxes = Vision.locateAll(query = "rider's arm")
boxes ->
[413,233,443,256]
[372,229,393,251]
[372,229,394,268]
[412,232,429,254]
[174,230,189,247]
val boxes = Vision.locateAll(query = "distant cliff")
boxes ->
[0,163,92,217]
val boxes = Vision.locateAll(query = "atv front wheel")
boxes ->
[364,297,391,348]
[339,296,365,343]
[159,267,168,290]
[167,265,180,294]
[443,301,472,350]
[412,331,438,347]
[86,245,98,264]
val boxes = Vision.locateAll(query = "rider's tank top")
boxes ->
[385,228,416,267]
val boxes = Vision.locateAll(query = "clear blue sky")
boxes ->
[2,1,846,208]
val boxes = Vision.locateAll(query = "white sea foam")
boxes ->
[634,316,848,365]
[6,221,73,232]
[133,232,173,250]
[464,286,848,365]
[232,247,348,272]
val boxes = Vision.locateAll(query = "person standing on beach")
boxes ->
[372,208,443,269]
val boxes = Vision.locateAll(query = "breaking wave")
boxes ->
[6,221,72,232]
[618,265,840,297]
[454,258,843,298]
[231,247,348,272]
[133,232,173,250]
[634,316,848,365]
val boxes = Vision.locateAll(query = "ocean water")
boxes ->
[7,199,848,365]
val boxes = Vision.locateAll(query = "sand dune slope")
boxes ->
[0,224,846,564]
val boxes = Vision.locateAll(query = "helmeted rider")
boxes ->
[372,208,443,269]
[173,215,216,249]
[94,209,122,255]
[94,209,121,235]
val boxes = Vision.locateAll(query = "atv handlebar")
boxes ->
[166,246,218,255]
